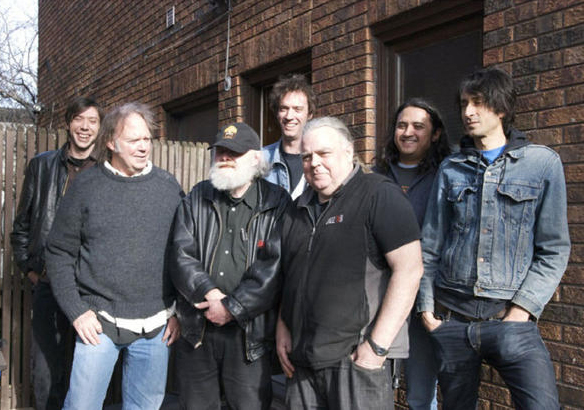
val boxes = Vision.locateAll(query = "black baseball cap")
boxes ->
[211,122,261,153]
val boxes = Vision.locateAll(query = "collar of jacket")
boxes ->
[455,128,532,164]
[201,178,283,213]
[57,142,69,165]
[58,141,98,164]
[270,140,285,164]
[296,163,361,209]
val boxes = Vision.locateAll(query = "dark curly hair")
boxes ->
[269,73,317,116]
[379,98,450,174]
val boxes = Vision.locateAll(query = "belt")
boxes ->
[434,302,508,322]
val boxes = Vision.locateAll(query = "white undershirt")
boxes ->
[100,159,173,333]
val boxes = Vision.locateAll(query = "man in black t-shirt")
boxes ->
[277,116,423,410]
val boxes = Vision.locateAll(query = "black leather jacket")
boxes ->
[11,144,70,275]
[170,178,290,361]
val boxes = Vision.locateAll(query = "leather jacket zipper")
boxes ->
[243,210,262,361]
[196,201,224,348]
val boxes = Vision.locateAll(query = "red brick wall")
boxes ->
[38,0,584,408]
[483,1,584,408]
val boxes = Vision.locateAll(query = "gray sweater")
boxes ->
[45,164,183,322]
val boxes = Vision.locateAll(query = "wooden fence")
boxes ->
[0,122,210,409]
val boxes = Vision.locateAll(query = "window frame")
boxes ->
[372,0,483,163]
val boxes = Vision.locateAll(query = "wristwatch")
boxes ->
[365,334,389,357]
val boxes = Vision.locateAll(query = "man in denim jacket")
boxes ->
[417,67,570,410]
[263,74,316,199]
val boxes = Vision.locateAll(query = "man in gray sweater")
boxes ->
[45,102,183,410]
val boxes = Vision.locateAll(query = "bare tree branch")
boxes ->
[0,3,38,120]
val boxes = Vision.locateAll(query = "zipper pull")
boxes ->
[307,227,315,252]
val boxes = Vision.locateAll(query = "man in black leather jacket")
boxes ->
[170,122,290,410]
[11,97,102,410]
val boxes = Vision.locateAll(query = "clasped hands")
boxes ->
[195,288,233,326]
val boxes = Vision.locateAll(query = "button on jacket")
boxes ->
[418,129,570,318]
[170,178,291,362]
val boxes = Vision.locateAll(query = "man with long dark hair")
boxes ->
[378,98,450,410]
[418,67,569,409]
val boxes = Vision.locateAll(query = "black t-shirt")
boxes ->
[392,163,419,194]
[281,169,420,369]
[368,178,421,258]
[280,144,303,192]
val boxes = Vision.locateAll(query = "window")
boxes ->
[373,0,483,156]
[164,85,218,144]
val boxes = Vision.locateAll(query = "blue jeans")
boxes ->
[31,282,72,410]
[404,314,438,410]
[286,356,393,410]
[429,317,560,410]
[63,327,169,410]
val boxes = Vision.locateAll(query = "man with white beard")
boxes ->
[170,122,291,410]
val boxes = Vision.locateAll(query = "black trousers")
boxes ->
[285,356,394,410]
[31,282,72,410]
[175,324,272,410]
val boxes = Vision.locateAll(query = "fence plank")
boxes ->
[47,129,57,151]
[159,139,168,171]
[10,127,25,408]
[37,128,47,154]
[168,141,177,184]
[18,127,33,408]
[2,125,16,409]
[26,125,36,166]
[180,142,188,193]
[0,124,10,410]
[195,142,208,184]
[57,129,68,148]
[151,140,161,168]
[174,141,183,189]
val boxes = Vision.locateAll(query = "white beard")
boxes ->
[209,158,257,192]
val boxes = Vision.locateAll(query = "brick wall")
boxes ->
[483,1,584,408]
[37,0,584,408]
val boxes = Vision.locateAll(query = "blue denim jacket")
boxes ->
[417,129,570,319]
[262,140,306,199]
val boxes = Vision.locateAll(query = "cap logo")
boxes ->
[223,125,238,139]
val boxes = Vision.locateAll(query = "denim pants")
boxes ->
[174,324,272,410]
[429,317,560,410]
[286,356,394,410]
[404,313,438,410]
[63,326,169,410]
[31,282,72,410]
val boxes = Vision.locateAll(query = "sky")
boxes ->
[2,0,37,42]
[0,0,38,108]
